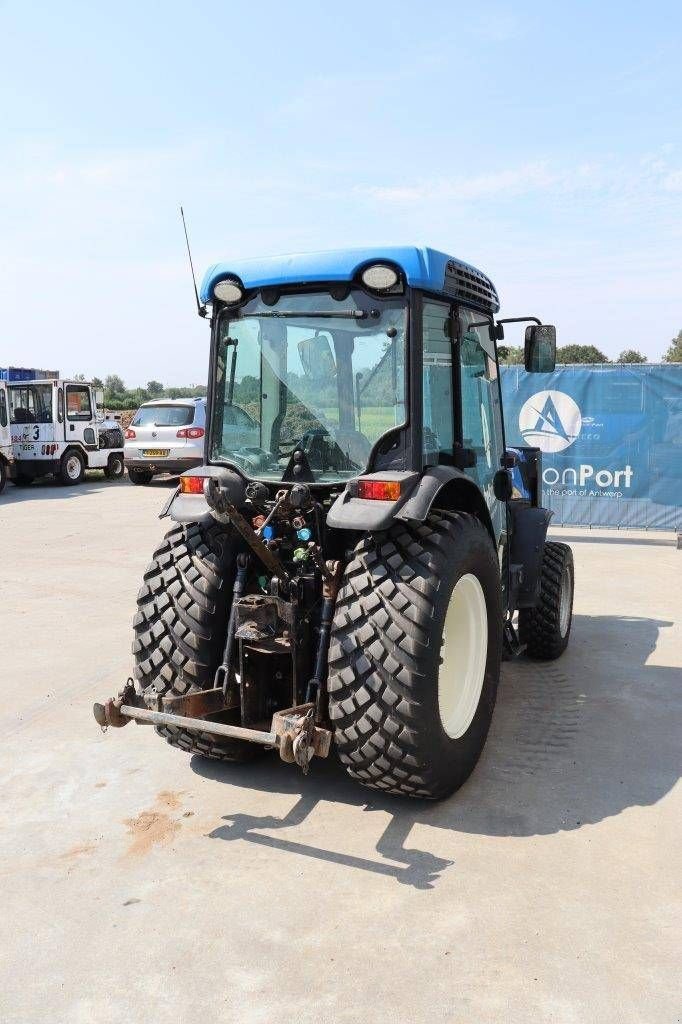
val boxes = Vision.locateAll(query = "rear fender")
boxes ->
[396,466,495,542]
[327,466,495,541]
[162,465,245,525]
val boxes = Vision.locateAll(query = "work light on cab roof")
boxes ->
[213,278,244,304]
[360,263,400,292]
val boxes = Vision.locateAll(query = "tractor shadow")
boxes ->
[194,613,680,889]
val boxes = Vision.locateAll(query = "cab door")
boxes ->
[64,383,97,448]
[458,308,506,541]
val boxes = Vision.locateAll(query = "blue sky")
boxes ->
[1,0,681,384]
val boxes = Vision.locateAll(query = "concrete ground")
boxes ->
[1,475,680,1024]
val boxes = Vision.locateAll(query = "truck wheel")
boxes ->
[0,460,6,494]
[59,450,85,485]
[104,453,124,479]
[328,511,502,800]
[128,468,153,485]
[518,542,574,660]
[132,521,255,762]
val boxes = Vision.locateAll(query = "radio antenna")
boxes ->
[180,206,207,318]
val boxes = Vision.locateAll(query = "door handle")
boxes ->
[70,424,74,431]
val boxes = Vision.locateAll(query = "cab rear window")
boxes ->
[132,405,194,427]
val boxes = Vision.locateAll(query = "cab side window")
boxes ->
[10,386,34,424]
[422,299,454,465]
[66,386,92,421]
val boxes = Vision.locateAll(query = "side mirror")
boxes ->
[298,334,336,381]
[95,388,104,406]
[493,468,513,502]
[525,324,556,373]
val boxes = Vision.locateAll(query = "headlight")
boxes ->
[213,279,244,303]
[361,264,399,291]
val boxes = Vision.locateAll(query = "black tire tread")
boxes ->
[128,469,153,485]
[518,541,573,660]
[328,511,499,799]
[132,521,252,762]
[104,453,124,479]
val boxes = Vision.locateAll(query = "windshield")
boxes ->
[211,289,407,483]
[132,404,196,427]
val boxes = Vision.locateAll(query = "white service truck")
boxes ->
[0,382,17,493]
[6,379,124,486]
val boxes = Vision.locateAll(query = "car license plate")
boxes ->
[142,449,168,457]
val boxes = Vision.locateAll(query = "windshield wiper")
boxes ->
[253,309,378,320]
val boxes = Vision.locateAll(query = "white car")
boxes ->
[124,398,206,485]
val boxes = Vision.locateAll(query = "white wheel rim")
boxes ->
[66,456,81,480]
[438,573,488,740]
[559,564,573,637]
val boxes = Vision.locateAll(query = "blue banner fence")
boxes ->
[500,364,682,530]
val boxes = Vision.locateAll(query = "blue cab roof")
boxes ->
[200,246,499,312]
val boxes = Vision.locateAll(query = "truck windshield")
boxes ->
[211,289,407,483]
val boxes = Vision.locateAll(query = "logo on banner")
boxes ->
[519,390,582,453]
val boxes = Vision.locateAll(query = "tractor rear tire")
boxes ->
[328,511,502,800]
[518,541,574,660]
[132,521,255,762]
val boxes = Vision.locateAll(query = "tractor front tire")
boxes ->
[328,511,502,800]
[132,521,255,762]
[518,541,574,660]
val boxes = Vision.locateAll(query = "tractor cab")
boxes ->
[195,248,555,540]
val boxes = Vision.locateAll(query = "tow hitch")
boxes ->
[93,682,331,772]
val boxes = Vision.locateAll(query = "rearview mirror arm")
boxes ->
[495,315,542,338]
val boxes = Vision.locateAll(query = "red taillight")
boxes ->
[357,479,402,501]
[125,428,136,439]
[177,427,205,439]
[180,475,205,494]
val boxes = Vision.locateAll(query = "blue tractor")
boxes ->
[94,247,574,799]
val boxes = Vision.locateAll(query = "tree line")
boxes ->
[498,329,682,364]
[71,375,208,409]
[78,328,682,405]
